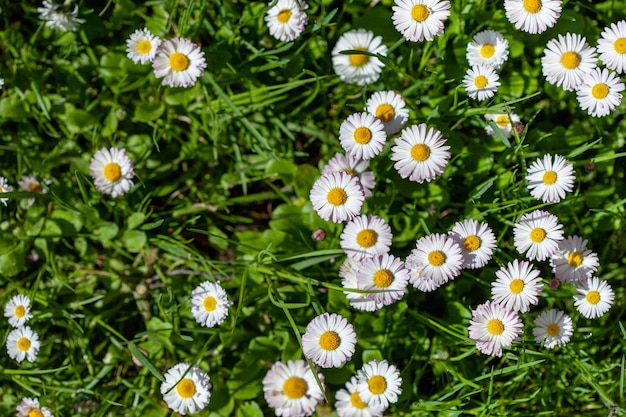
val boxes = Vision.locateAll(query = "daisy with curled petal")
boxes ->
[504,0,562,35]
[17,397,54,417]
[332,29,388,86]
[341,259,383,312]
[18,175,51,206]
[406,233,463,292]
[340,214,393,261]
[190,281,232,328]
[513,209,564,261]
[356,359,402,409]
[597,20,626,74]
[576,67,625,118]
[463,65,500,101]
[468,300,523,357]
[322,151,375,197]
[491,259,543,313]
[392,0,451,42]
[526,154,576,203]
[0,176,14,206]
[161,363,211,415]
[357,253,409,306]
[533,308,573,349]
[366,90,409,135]
[550,235,599,284]
[4,294,33,328]
[390,123,450,184]
[574,277,614,319]
[309,172,365,223]
[302,312,357,368]
[263,359,325,417]
[153,38,207,88]
[448,219,497,269]
[37,0,85,32]
[6,326,40,363]
[265,0,308,42]
[467,30,510,70]
[339,112,387,161]
[126,28,161,64]
[541,33,597,91]
[485,112,522,138]
[335,376,385,417]
[89,147,135,198]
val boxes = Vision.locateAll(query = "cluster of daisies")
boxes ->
[4,294,41,365]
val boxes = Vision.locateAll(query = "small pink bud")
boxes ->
[312,229,326,241]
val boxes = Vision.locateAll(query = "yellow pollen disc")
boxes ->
[530,227,546,243]
[474,75,488,88]
[496,115,509,127]
[373,269,394,288]
[344,169,358,177]
[542,170,557,185]
[545,323,560,337]
[277,9,292,23]
[327,187,348,206]
[169,52,190,72]
[356,229,378,248]
[350,391,368,409]
[375,103,395,122]
[0,187,3,193]
[523,0,542,13]
[176,378,196,398]
[487,318,504,335]
[480,44,495,58]
[592,83,609,99]
[560,51,580,69]
[283,376,307,399]
[15,305,25,318]
[509,278,525,294]
[464,235,481,251]
[368,375,387,395]
[17,337,31,351]
[428,250,446,267]
[586,290,600,305]
[29,183,43,193]
[353,127,372,144]
[29,410,44,417]
[203,295,217,312]
[349,48,369,67]
[411,143,430,162]
[103,162,122,182]
[137,39,152,54]
[614,37,626,54]
[319,330,341,351]
[567,251,583,267]
[411,4,430,22]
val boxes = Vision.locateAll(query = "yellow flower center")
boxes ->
[530,227,546,243]
[592,83,609,99]
[480,44,495,58]
[29,410,44,417]
[411,143,430,162]
[283,376,307,399]
[375,103,395,122]
[487,318,504,335]
[103,162,122,182]
[349,47,369,67]
[29,183,43,193]
[542,170,557,185]
[411,4,430,22]
[614,37,626,54]
[428,250,446,267]
[277,9,292,23]
[327,187,347,206]
[463,235,481,251]
[545,323,560,337]
[373,269,394,288]
[356,229,377,248]
[353,127,372,144]
[350,391,368,409]
[509,278,525,294]
[176,378,196,398]
[496,115,509,127]
[15,305,25,318]
[560,51,580,69]
[368,375,387,395]
[319,330,340,351]
[474,75,488,88]
[169,52,190,72]
[17,337,31,351]
[137,39,152,54]
[0,186,3,193]
[523,0,542,13]
[567,251,583,267]
[586,290,600,305]
[203,295,217,312]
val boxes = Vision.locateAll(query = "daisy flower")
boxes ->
[335,376,385,417]
[17,397,54,417]
[89,147,135,198]
[532,308,573,349]
[356,253,410,306]
[4,294,33,328]
[153,37,207,88]
[405,233,463,292]
[448,219,497,269]
[491,259,543,313]
[574,276,614,319]
[126,28,161,64]
[366,90,409,135]
[466,30,510,70]
[302,312,357,368]
[504,0,562,35]
[526,154,576,203]
[262,359,325,417]
[391,0,451,42]
[485,112,522,138]
[513,209,564,261]
[463,65,500,101]
[541,33,597,91]
[322,151,375,197]
[576,67,625,118]
[339,112,387,161]
[37,0,84,32]
[0,176,14,206]
[18,175,50,206]
[331,29,388,86]
[190,281,232,328]
[341,259,383,312]
[468,300,523,357]
[309,172,365,223]
[161,363,211,415]
[356,359,402,409]
[390,123,450,184]
[0,77,4,89]
[597,20,626,74]
[340,215,392,261]
[6,326,40,363]
[550,235,599,284]
[265,0,308,42]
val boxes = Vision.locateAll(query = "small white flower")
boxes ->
[513,209,564,261]
[491,259,543,313]
[160,363,211,415]
[466,30,510,70]
[526,154,576,203]
[309,172,365,223]
[153,37,207,88]
[322,151,375,197]
[339,112,387,161]
[576,67,625,118]
[332,29,388,86]
[391,0,451,42]
[550,235,599,284]
[484,112,521,138]
[18,175,50,206]
[357,253,409,306]
[341,259,383,312]
[406,233,463,292]
[126,28,162,64]
[17,397,54,417]
[533,308,573,349]
[468,300,523,357]
[37,0,85,32]
[6,326,40,363]
[597,20,626,74]
[448,219,497,269]
[265,0,309,42]
[335,376,385,417]
[463,65,500,101]
[366,90,409,135]
[0,176,14,206]
[356,359,402,409]
[89,147,135,198]
[574,276,614,319]
[190,281,232,328]
[4,294,33,328]
[263,359,325,417]
[0,78,4,89]
[302,312,357,368]
[340,215,392,261]
[504,0,562,35]
[541,33,597,91]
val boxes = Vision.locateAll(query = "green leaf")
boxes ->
[40,210,84,237]
[127,342,165,382]
[0,95,28,121]
[0,240,26,278]
[122,230,147,253]
[134,102,165,122]
[236,401,263,417]
[65,107,97,133]
[91,222,120,241]
[127,212,147,230]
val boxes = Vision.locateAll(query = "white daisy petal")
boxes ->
[37,0,85,32]
[265,0,308,42]
[190,281,232,328]
[504,0,562,35]
[392,0,451,42]
[340,215,393,261]
[541,33,597,91]
[339,112,387,160]
[597,20,626,74]
[406,233,463,291]
[263,360,325,417]
[0,176,14,206]
[463,65,500,101]
[126,28,162,64]
[17,397,54,417]
[550,235,599,284]
[356,253,409,306]
[466,30,510,70]
[152,37,207,88]
[309,172,365,223]
[575,67,625,118]
[355,359,402,409]
[4,294,33,328]
[341,259,384,312]
[574,277,614,319]
[366,90,409,135]
[532,308,573,349]
[322,152,375,197]
[448,219,497,269]
[332,29,388,86]
[468,300,523,357]
[335,376,385,417]
[491,259,543,313]
[160,363,211,415]
[302,312,357,368]
[6,326,41,363]
[484,112,521,138]
[525,154,576,203]
[89,147,135,198]
[513,209,564,261]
